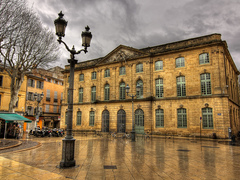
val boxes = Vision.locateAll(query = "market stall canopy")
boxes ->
[0,113,32,123]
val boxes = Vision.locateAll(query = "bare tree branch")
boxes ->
[0,0,60,112]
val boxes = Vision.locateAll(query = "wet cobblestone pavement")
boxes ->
[0,135,240,179]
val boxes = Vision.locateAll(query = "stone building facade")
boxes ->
[61,34,240,138]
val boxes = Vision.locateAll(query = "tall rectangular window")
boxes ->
[156,78,164,98]
[119,66,126,75]
[201,73,211,95]
[53,105,57,113]
[45,104,50,112]
[155,61,163,71]
[104,84,110,101]
[77,111,82,125]
[202,108,213,129]
[54,91,58,102]
[156,109,164,127]
[79,74,84,81]
[89,111,95,126]
[136,63,143,73]
[91,86,96,102]
[79,88,83,103]
[91,71,97,80]
[28,79,35,87]
[36,81,44,89]
[104,69,110,77]
[28,92,34,101]
[176,57,185,68]
[119,82,125,100]
[177,108,187,128]
[46,89,50,101]
[177,76,186,97]
[199,53,209,64]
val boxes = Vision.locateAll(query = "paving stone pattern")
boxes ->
[0,135,240,179]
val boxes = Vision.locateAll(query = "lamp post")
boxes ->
[126,83,141,142]
[54,11,92,168]
[34,92,44,132]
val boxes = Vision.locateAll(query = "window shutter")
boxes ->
[41,82,44,89]
[28,79,31,86]
[33,80,35,87]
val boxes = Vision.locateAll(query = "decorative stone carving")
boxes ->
[137,104,141,109]
[179,104,183,108]
[157,105,161,109]
[104,105,107,110]
[120,104,123,109]
[205,103,209,107]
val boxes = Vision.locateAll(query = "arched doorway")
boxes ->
[117,109,126,133]
[102,110,109,132]
[135,109,144,134]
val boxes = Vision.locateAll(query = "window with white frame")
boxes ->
[199,53,209,64]
[176,57,185,68]
[177,76,186,97]
[119,66,126,75]
[136,63,143,73]
[177,108,187,128]
[104,69,110,77]
[104,84,110,101]
[155,61,163,71]
[119,82,125,100]
[156,109,164,127]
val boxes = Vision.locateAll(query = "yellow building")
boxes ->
[0,64,27,136]
[61,34,240,138]
[28,67,64,129]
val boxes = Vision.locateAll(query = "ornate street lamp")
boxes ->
[126,83,141,141]
[54,11,92,168]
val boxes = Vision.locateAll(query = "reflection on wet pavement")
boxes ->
[0,135,240,179]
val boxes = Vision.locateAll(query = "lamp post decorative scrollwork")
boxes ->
[54,11,92,168]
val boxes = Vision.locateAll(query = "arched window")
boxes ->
[201,73,211,95]
[76,111,81,125]
[177,76,186,97]
[177,108,187,128]
[102,110,109,132]
[176,57,185,68]
[199,53,209,64]
[91,86,96,102]
[117,109,126,133]
[104,84,110,101]
[135,109,144,127]
[119,82,125,100]
[136,79,143,99]
[202,108,213,129]
[156,78,163,98]
[156,109,164,127]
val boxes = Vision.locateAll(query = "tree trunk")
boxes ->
[8,71,24,113]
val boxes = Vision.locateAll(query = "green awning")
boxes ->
[0,113,32,123]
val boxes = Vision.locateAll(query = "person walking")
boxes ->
[15,125,20,139]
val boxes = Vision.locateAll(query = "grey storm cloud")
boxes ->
[27,0,240,69]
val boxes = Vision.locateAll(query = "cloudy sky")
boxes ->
[26,0,240,69]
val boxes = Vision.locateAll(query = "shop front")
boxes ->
[0,112,32,138]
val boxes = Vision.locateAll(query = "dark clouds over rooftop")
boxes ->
[27,0,240,69]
